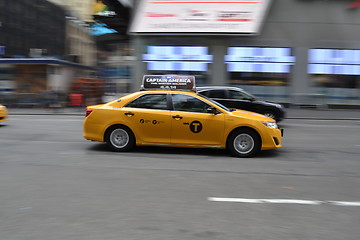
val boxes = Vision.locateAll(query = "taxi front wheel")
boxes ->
[105,125,135,152]
[227,129,261,158]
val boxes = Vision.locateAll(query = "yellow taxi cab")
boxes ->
[83,75,283,157]
[0,104,8,123]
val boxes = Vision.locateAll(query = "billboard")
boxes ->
[91,0,118,36]
[143,46,212,71]
[130,0,272,35]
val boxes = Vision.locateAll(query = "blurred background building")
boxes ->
[0,0,99,107]
[0,0,66,57]
[49,0,95,22]
[1,0,360,108]
[125,0,360,108]
[49,0,97,66]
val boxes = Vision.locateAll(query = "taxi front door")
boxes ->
[170,94,225,146]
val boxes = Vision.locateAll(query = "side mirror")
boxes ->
[207,107,218,114]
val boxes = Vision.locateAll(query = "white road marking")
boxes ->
[262,199,322,205]
[327,201,360,207]
[208,197,360,206]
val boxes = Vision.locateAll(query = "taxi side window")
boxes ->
[125,94,168,110]
[172,94,210,113]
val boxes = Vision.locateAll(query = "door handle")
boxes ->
[124,112,134,116]
[172,115,183,120]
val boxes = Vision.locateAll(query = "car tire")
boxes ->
[105,125,135,152]
[227,129,261,158]
[263,110,277,121]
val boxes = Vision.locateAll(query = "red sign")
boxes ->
[348,0,360,8]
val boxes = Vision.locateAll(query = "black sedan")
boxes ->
[197,86,286,122]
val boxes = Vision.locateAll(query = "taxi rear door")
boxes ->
[122,93,171,144]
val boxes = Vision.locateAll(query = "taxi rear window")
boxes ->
[125,94,168,110]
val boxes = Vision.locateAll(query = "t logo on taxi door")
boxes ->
[190,121,202,133]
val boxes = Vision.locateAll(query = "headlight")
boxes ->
[262,121,278,129]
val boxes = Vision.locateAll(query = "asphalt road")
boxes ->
[0,115,360,240]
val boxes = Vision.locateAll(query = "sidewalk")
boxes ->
[284,108,360,120]
[7,107,360,120]
[8,107,86,116]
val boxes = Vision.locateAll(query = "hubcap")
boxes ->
[110,129,129,148]
[233,133,254,154]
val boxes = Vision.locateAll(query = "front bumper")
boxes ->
[261,127,283,150]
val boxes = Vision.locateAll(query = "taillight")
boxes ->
[85,109,93,117]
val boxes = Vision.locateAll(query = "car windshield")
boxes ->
[242,90,257,100]
[197,93,233,111]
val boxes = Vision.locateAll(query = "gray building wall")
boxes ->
[131,0,360,105]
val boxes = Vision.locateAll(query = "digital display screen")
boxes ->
[308,49,360,75]
[0,46,5,55]
[143,46,212,71]
[225,47,295,73]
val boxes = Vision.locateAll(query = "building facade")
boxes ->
[48,0,97,67]
[0,0,98,104]
[48,0,95,23]
[129,0,360,107]
[65,17,97,66]
[0,0,66,58]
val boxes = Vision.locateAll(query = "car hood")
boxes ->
[230,109,274,122]
[254,99,283,108]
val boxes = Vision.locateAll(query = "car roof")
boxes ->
[196,86,244,91]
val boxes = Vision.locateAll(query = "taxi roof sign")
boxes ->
[141,75,196,91]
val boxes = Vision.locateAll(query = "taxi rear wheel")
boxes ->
[105,125,135,152]
[227,129,261,158]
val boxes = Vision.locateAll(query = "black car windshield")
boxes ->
[197,93,233,111]
[242,90,257,100]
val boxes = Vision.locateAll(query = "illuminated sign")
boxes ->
[0,46,5,55]
[93,0,113,15]
[308,48,360,75]
[141,75,196,90]
[225,47,295,73]
[143,46,212,71]
[92,0,118,36]
[348,0,360,8]
[130,0,272,35]
[90,23,118,36]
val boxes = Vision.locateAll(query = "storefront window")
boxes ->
[0,65,15,105]
[142,46,212,85]
[308,48,360,105]
[225,47,295,103]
